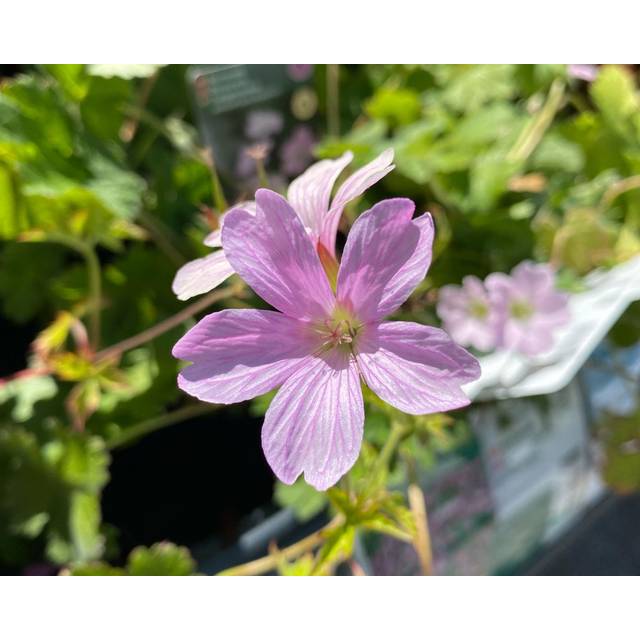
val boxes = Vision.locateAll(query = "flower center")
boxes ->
[316,307,362,352]
[509,300,534,320]
[469,299,489,319]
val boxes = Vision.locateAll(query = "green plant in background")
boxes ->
[1,64,640,576]
[64,541,198,576]
[0,63,237,572]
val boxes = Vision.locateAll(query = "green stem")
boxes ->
[108,403,218,449]
[218,516,344,576]
[94,283,243,364]
[374,419,412,475]
[601,175,640,210]
[39,234,101,350]
[326,64,340,138]
[507,78,565,163]
[83,245,102,350]
[120,71,160,143]
[201,148,228,212]
[256,157,269,188]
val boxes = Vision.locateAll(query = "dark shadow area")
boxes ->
[102,406,274,560]
[526,494,640,575]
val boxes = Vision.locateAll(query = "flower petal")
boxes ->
[355,321,480,414]
[262,349,364,491]
[336,198,422,322]
[287,152,353,239]
[203,201,257,248]
[173,309,318,404]
[171,251,235,301]
[376,212,434,318]
[320,148,395,255]
[203,229,222,248]
[222,189,335,321]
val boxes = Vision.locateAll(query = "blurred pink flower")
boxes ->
[486,261,570,356]
[173,190,479,489]
[568,64,599,82]
[437,276,501,352]
[245,109,283,140]
[288,148,395,256]
[287,64,314,82]
[172,149,395,300]
[280,125,315,176]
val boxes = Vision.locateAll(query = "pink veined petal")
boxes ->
[222,189,336,322]
[203,201,257,248]
[320,148,395,256]
[376,212,434,319]
[262,349,364,491]
[171,251,235,301]
[355,321,481,415]
[203,229,222,248]
[336,198,421,323]
[286,152,353,239]
[173,309,319,404]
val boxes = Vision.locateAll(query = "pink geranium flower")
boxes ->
[173,189,480,490]
[172,149,394,301]
[567,64,599,82]
[437,276,501,352]
[486,261,570,356]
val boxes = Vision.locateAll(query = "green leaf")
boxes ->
[598,409,640,493]
[0,163,21,239]
[0,375,58,422]
[551,208,618,274]
[85,155,146,221]
[366,87,422,127]
[530,133,585,173]
[590,66,640,140]
[80,76,131,140]
[69,492,103,562]
[315,120,388,163]
[314,525,355,573]
[65,562,126,576]
[0,426,110,566]
[127,542,197,576]
[66,541,198,576]
[442,65,516,113]
[43,65,90,102]
[274,479,327,522]
[469,152,521,211]
[0,243,65,322]
[49,353,96,382]
[277,553,315,577]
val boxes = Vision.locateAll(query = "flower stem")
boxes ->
[374,419,412,475]
[108,403,218,449]
[201,148,228,212]
[39,234,102,350]
[217,516,344,576]
[218,417,415,576]
[601,175,640,210]
[120,71,160,143]
[94,283,243,364]
[326,64,340,138]
[408,484,433,576]
[507,78,565,163]
[83,244,102,350]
